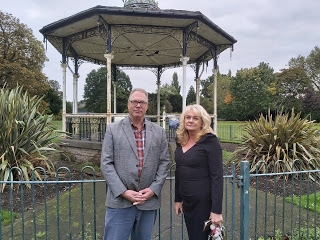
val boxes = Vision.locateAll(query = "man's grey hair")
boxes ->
[128,88,148,101]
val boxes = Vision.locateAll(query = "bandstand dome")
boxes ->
[39,1,237,68]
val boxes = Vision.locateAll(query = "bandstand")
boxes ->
[39,0,237,138]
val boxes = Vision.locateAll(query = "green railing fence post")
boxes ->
[238,161,250,240]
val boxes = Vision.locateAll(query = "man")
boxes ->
[100,88,170,240]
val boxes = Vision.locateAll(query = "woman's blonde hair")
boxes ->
[176,104,215,146]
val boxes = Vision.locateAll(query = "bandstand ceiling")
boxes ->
[39,5,237,68]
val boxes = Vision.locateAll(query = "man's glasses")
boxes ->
[129,100,148,106]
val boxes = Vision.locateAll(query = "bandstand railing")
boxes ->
[64,114,246,143]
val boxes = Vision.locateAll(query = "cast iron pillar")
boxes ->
[61,63,67,133]
[104,52,114,124]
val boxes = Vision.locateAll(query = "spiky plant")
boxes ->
[0,86,63,191]
[231,109,320,177]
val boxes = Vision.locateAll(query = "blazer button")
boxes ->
[136,164,139,167]
[135,179,138,182]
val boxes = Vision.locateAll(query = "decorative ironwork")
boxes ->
[188,31,215,50]
[45,35,63,53]
[190,61,209,76]
[97,15,109,41]
[111,24,183,46]
[67,28,99,45]
[123,0,160,10]
[71,58,85,68]
[185,21,199,44]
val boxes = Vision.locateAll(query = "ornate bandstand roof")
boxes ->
[39,2,237,69]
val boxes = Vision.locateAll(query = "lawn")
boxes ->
[285,192,320,214]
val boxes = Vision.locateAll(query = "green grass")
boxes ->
[52,120,62,130]
[1,210,18,226]
[285,192,320,214]
[218,121,247,127]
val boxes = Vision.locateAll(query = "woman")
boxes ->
[174,104,224,240]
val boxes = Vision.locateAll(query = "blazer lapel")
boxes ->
[144,121,153,162]
[122,117,138,158]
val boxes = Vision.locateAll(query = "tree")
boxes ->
[168,94,182,113]
[186,85,196,104]
[225,62,277,120]
[306,46,320,91]
[202,72,232,117]
[200,75,213,99]
[301,87,320,121]
[275,67,311,112]
[43,80,62,116]
[0,11,49,96]
[114,70,132,113]
[159,75,182,113]
[83,67,132,113]
[171,72,180,94]
[289,46,320,91]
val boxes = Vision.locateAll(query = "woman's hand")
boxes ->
[210,212,223,225]
[174,202,183,216]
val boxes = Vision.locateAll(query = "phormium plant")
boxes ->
[231,109,320,177]
[0,86,63,191]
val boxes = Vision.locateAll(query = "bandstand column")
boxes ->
[157,80,161,124]
[113,81,117,114]
[61,63,67,133]
[73,73,79,114]
[195,77,200,104]
[104,53,114,124]
[180,56,189,110]
[213,66,218,133]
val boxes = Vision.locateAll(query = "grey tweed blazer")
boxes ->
[100,116,170,210]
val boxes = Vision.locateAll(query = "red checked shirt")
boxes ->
[132,123,146,179]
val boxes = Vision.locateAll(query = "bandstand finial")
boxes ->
[122,0,160,10]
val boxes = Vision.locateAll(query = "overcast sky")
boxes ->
[2,0,320,101]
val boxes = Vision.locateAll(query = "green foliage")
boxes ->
[186,85,196,104]
[199,96,213,114]
[231,109,320,176]
[43,80,62,115]
[306,46,320,91]
[171,72,180,94]
[226,62,277,120]
[275,67,312,113]
[83,67,132,113]
[168,94,182,113]
[200,74,213,99]
[0,86,62,191]
[290,46,320,91]
[257,227,320,240]
[0,11,49,97]
[301,88,320,122]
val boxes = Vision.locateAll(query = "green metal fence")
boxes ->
[0,162,319,239]
[62,117,247,143]
[217,125,246,143]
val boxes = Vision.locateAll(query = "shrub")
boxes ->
[257,227,320,240]
[231,109,320,176]
[0,86,62,191]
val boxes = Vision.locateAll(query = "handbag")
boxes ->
[203,220,225,240]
